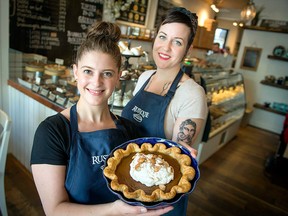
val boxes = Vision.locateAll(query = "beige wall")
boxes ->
[169,0,215,26]
[216,19,240,55]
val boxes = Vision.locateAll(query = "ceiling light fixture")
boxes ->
[211,4,219,13]
[240,0,256,21]
[232,21,245,27]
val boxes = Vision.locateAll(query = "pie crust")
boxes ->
[25,61,45,72]
[103,142,195,202]
[44,64,66,76]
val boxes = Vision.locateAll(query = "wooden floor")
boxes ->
[4,126,288,216]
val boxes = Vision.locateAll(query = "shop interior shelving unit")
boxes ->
[253,54,288,116]
[243,26,288,34]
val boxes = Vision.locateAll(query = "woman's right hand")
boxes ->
[110,200,174,216]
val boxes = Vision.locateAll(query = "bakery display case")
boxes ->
[9,40,154,112]
[203,71,246,136]
[9,48,246,167]
[109,79,138,115]
[193,68,246,164]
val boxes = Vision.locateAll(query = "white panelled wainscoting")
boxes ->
[8,86,57,170]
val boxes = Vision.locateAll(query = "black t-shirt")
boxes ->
[30,113,142,165]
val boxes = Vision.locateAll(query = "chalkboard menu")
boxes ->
[9,0,104,66]
[115,0,148,26]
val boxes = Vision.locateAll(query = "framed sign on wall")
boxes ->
[154,0,177,28]
[240,47,262,71]
[115,0,149,26]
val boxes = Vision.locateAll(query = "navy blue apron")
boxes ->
[122,69,188,216]
[65,104,130,204]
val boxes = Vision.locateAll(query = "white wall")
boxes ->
[235,0,288,134]
[0,0,9,112]
[178,0,215,27]
[255,0,288,22]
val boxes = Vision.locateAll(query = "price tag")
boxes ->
[55,58,64,65]
[56,96,67,106]
[32,84,40,93]
[35,77,41,85]
[48,92,56,101]
[40,88,49,97]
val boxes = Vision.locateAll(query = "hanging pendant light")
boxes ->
[240,0,256,21]
[210,0,222,13]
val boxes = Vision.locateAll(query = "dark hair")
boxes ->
[75,21,122,70]
[157,7,198,54]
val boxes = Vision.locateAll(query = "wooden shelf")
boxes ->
[260,80,288,90]
[8,79,64,112]
[120,35,153,42]
[244,26,288,34]
[253,103,287,116]
[267,55,288,62]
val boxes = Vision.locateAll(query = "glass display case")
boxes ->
[201,71,246,137]
[109,79,137,115]
[193,69,246,164]
[110,68,246,135]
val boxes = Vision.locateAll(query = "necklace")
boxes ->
[145,75,172,95]
[160,81,172,95]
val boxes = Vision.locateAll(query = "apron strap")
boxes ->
[112,113,130,139]
[165,69,184,99]
[69,104,79,149]
[70,106,128,137]
[70,104,78,134]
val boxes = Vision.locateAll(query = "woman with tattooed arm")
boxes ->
[122,7,208,216]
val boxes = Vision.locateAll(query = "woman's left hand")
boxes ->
[178,141,197,159]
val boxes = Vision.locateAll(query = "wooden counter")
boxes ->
[8,79,65,112]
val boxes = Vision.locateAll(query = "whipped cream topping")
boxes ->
[129,153,174,187]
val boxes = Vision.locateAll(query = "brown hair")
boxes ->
[75,21,122,70]
[156,7,198,55]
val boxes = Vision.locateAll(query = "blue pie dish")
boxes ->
[103,137,200,209]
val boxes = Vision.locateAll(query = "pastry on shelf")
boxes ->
[25,61,45,72]
[44,64,66,76]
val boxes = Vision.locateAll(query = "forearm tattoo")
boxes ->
[177,119,197,145]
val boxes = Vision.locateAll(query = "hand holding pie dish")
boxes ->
[103,137,200,207]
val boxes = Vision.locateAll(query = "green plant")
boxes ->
[251,6,264,26]
[254,6,264,20]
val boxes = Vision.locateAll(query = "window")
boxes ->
[213,28,229,49]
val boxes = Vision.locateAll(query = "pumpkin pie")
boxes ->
[103,142,195,202]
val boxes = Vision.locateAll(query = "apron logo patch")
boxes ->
[133,113,142,122]
[131,106,149,122]
[92,155,108,169]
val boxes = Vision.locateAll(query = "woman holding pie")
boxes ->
[122,7,208,216]
[30,21,173,216]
